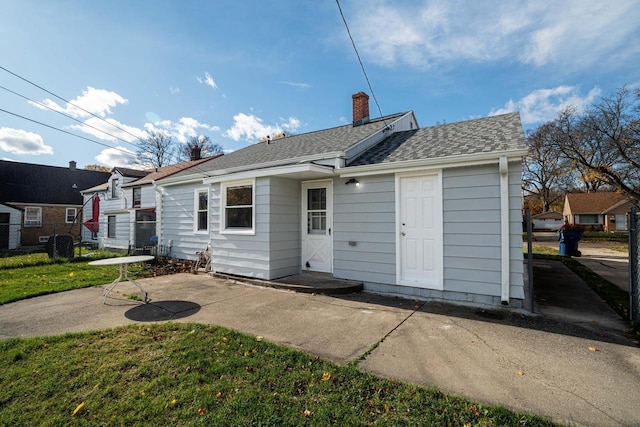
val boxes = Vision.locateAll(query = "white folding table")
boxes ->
[88,255,154,303]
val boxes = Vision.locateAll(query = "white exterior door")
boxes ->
[398,173,443,289]
[302,180,332,273]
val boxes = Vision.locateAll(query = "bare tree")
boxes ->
[137,130,175,168]
[522,123,573,212]
[177,135,223,162]
[550,86,640,201]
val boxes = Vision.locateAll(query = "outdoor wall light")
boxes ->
[345,178,359,186]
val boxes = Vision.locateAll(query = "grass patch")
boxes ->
[0,323,557,426]
[0,249,123,269]
[523,245,559,256]
[0,252,150,305]
[580,231,629,242]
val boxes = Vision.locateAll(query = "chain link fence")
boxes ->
[0,219,168,258]
[629,207,639,327]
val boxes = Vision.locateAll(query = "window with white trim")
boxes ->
[195,189,209,232]
[66,208,77,223]
[222,180,254,233]
[132,187,141,208]
[24,207,42,227]
[107,215,116,238]
[111,178,119,198]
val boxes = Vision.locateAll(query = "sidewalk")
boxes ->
[1,273,639,426]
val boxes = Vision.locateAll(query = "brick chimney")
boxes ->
[352,91,370,126]
[190,146,202,161]
[69,160,77,170]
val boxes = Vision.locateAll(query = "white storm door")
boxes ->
[398,173,442,289]
[302,180,333,273]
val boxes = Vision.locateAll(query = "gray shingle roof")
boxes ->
[349,112,525,166]
[168,113,405,178]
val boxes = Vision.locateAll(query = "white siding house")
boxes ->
[155,92,528,307]
[0,203,22,250]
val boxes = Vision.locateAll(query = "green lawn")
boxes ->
[0,251,149,305]
[0,323,558,426]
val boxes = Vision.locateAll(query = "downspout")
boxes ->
[499,156,510,304]
[153,182,163,251]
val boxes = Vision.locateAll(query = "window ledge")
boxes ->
[220,229,255,236]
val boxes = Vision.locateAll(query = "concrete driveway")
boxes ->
[1,272,639,427]
[530,232,629,292]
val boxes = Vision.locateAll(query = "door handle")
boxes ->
[401,232,406,236]
[328,228,331,236]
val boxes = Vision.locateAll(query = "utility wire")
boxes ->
[0,108,137,155]
[0,83,140,149]
[335,0,385,120]
[0,65,145,142]
[0,65,217,174]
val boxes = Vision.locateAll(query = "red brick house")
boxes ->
[0,160,111,246]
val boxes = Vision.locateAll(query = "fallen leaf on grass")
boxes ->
[321,372,331,382]
[302,409,313,417]
[197,408,206,416]
[256,336,263,342]
[71,402,85,416]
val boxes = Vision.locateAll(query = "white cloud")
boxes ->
[489,85,602,124]
[144,117,220,144]
[196,72,217,89]
[224,114,301,142]
[281,81,311,89]
[29,87,128,118]
[70,117,145,143]
[170,86,181,95]
[0,127,54,155]
[94,146,138,168]
[348,0,639,70]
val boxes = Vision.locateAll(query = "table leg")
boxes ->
[123,264,149,302]
[102,263,124,304]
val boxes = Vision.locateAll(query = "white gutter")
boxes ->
[339,148,528,177]
[153,182,164,249]
[499,156,510,304]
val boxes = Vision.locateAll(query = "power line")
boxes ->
[0,65,215,172]
[335,0,384,120]
[0,83,140,149]
[0,108,137,155]
[0,65,145,142]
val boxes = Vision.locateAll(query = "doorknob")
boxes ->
[401,232,406,236]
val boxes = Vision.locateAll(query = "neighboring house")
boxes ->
[81,157,218,252]
[0,202,22,250]
[532,211,563,231]
[563,192,634,232]
[154,92,528,307]
[0,160,111,246]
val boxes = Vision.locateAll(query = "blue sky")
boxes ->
[1,0,638,169]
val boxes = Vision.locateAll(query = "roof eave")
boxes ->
[156,151,345,186]
[339,148,528,177]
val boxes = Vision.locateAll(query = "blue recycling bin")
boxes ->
[559,229,581,256]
